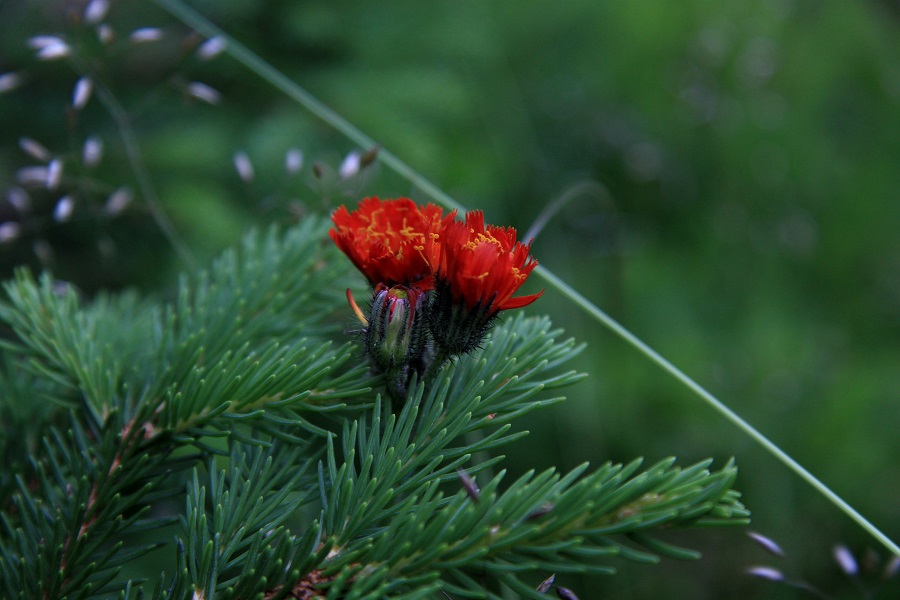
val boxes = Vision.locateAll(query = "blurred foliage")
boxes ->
[1,0,898,598]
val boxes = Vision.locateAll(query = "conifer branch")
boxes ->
[0,220,374,598]
[0,219,748,598]
[298,351,748,597]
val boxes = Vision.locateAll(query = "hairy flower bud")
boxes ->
[364,284,429,376]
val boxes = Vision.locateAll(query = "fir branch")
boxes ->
[0,219,377,599]
[275,313,746,598]
[180,444,326,599]
[433,315,586,449]
[0,219,371,446]
[287,317,745,598]
[0,217,750,599]
[313,458,746,599]
[315,316,585,550]
[0,409,179,600]
[0,274,155,419]
[0,354,65,501]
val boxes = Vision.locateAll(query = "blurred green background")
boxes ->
[1,0,898,598]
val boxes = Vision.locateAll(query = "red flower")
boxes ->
[428,210,542,355]
[331,198,544,382]
[437,210,542,311]
[329,197,450,289]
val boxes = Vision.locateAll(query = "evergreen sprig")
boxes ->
[300,365,747,599]
[0,218,748,599]
[0,219,367,598]
[0,406,182,599]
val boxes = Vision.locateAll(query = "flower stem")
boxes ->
[422,350,451,385]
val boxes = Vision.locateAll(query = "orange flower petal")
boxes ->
[329,197,448,288]
[437,210,541,312]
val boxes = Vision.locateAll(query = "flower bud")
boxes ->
[365,284,429,375]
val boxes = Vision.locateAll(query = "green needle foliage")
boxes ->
[0,217,748,599]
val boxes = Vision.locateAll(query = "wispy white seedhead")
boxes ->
[233,152,255,183]
[17,166,50,186]
[41,43,71,60]
[84,0,110,24]
[82,136,104,167]
[28,35,64,49]
[29,36,71,60]
[536,573,555,593]
[129,27,164,43]
[104,187,133,216]
[18,137,50,162]
[339,150,361,180]
[7,188,30,212]
[197,36,227,61]
[186,81,221,105]
[747,531,785,557]
[555,587,578,600]
[0,72,23,94]
[285,148,303,175]
[745,566,785,581]
[72,77,93,110]
[0,222,21,243]
[54,196,75,222]
[833,545,858,576]
[46,159,63,190]
[97,23,115,45]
